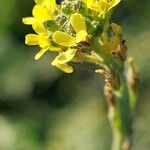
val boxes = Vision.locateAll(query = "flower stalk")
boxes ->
[22,0,138,149]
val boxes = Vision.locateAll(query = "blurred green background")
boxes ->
[0,0,149,150]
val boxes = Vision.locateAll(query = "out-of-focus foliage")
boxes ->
[0,0,150,150]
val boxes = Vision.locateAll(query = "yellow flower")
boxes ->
[51,48,77,73]
[51,13,88,73]
[35,0,58,10]
[25,33,61,60]
[22,4,52,25]
[23,1,61,60]
[24,20,61,60]
[83,0,121,14]
[22,0,58,30]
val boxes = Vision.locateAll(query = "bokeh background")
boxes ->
[0,0,149,149]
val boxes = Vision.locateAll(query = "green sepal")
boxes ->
[76,1,88,16]
[56,15,67,27]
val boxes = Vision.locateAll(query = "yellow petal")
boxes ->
[36,0,57,10]
[51,59,73,73]
[90,5,101,12]
[57,64,73,73]
[83,0,121,12]
[32,20,46,34]
[83,0,94,8]
[50,0,57,10]
[35,0,43,4]
[32,5,51,21]
[76,30,88,43]
[51,50,76,73]
[22,17,35,25]
[53,31,76,47]
[57,48,77,64]
[109,0,121,10]
[70,13,86,33]
[100,1,110,10]
[49,45,62,51]
[83,0,103,12]
[110,23,122,35]
[38,34,50,48]
[35,48,48,60]
[25,34,39,45]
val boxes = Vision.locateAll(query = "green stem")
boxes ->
[108,105,123,150]
[111,73,132,150]
[79,36,135,150]
[112,128,122,150]
[103,68,132,150]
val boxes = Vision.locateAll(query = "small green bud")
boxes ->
[85,18,94,35]
[92,20,104,37]
[76,1,88,16]
[56,14,67,26]
[61,1,73,15]
[44,20,59,32]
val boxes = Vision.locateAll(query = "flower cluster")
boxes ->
[23,0,125,73]
[84,0,121,14]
